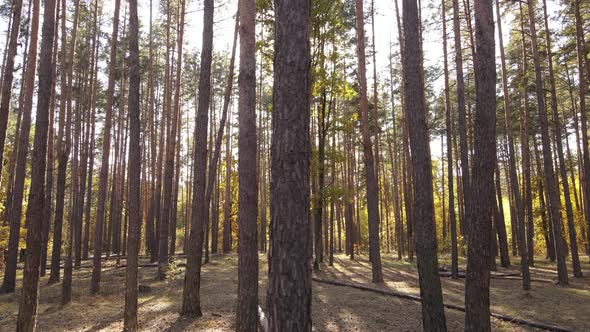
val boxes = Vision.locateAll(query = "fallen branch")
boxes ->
[438,272,553,284]
[312,277,573,332]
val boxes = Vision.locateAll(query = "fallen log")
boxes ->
[312,277,573,332]
[438,271,553,284]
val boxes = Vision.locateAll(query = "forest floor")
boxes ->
[0,253,587,331]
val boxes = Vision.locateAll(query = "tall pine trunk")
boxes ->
[181,0,213,316]
[526,0,568,285]
[402,0,447,329]
[16,0,57,328]
[91,0,121,294]
[354,0,383,283]
[236,0,259,328]
[267,0,312,328]
[464,0,496,329]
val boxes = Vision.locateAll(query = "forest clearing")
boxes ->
[0,0,590,330]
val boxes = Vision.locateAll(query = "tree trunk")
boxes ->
[464,0,496,329]
[573,0,590,264]
[158,0,185,279]
[494,165,510,267]
[526,0,568,285]
[267,0,312,329]
[0,0,39,294]
[123,0,141,328]
[222,111,233,254]
[206,8,239,257]
[236,0,259,327]
[452,0,471,237]
[16,0,57,328]
[354,0,383,283]
[0,0,24,181]
[402,0,447,329]
[41,1,61,274]
[441,0,458,279]
[181,0,213,316]
[91,0,121,294]
[497,0,527,286]
[543,0,582,277]
[61,0,81,304]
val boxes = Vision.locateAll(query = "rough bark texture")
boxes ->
[222,111,233,254]
[61,0,81,304]
[573,0,590,264]
[181,0,213,317]
[496,0,522,277]
[0,0,39,294]
[441,0,458,279]
[543,0,581,277]
[354,0,383,283]
[206,10,238,256]
[526,0,568,285]
[402,0,447,330]
[92,0,121,294]
[0,0,23,181]
[16,0,56,329]
[267,0,312,329]
[452,0,470,236]
[158,0,185,279]
[236,0,259,329]
[124,0,141,328]
[464,0,496,330]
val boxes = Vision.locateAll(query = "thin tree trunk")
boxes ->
[573,0,590,263]
[526,0,568,285]
[543,0,582,277]
[0,0,24,181]
[91,0,121,294]
[41,1,60,274]
[222,111,233,254]
[452,0,471,237]
[441,0,458,279]
[206,9,239,257]
[181,0,213,316]
[494,165,510,267]
[496,0,527,285]
[354,0,383,283]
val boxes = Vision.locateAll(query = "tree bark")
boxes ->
[441,0,458,279]
[181,0,213,316]
[123,0,141,328]
[16,0,57,328]
[497,0,526,283]
[464,0,496,329]
[402,0,447,329]
[543,0,582,277]
[354,0,383,283]
[0,0,39,295]
[452,0,471,237]
[573,0,590,263]
[0,0,24,181]
[267,0,312,329]
[91,0,121,294]
[526,0,568,285]
[206,9,239,257]
[236,0,259,328]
